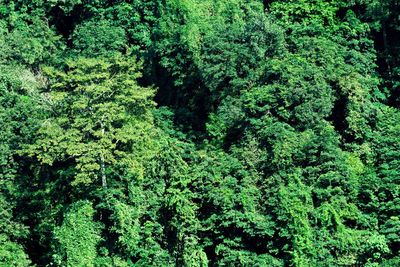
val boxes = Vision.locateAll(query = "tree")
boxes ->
[24,54,156,188]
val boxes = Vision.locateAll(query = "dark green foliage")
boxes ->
[0,61,42,266]
[1,0,399,266]
[72,20,127,56]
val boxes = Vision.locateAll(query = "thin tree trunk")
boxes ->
[100,153,107,188]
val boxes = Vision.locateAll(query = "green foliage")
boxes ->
[53,200,102,267]
[366,105,400,257]
[0,234,31,267]
[0,62,42,266]
[72,20,127,56]
[200,10,285,101]
[1,0,399,266]
[24,55,156,187]
[0,15,58,65]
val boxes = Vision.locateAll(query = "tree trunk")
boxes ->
[100,153,107,188]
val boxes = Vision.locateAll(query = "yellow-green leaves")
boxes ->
[24,55,156,187]
[53,201,102,267]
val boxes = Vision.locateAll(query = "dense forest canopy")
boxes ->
[0,0,399,266]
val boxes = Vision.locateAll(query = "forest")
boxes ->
[0,0,399,266]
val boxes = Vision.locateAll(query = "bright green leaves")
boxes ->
[276,171,315,267]
[53,200,102,267]
[0,234,31,267]
[191,148,278,265]
[270,0,341,28]
[24,55,156,187]
[366,105,400,257]
[108,199,142,258]
[155,0,212,70]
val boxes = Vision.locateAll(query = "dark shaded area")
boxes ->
[48,4,86,47]
[153,66,211,133]
[329,95,347,134]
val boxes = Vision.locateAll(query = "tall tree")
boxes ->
[24,55,156,188]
